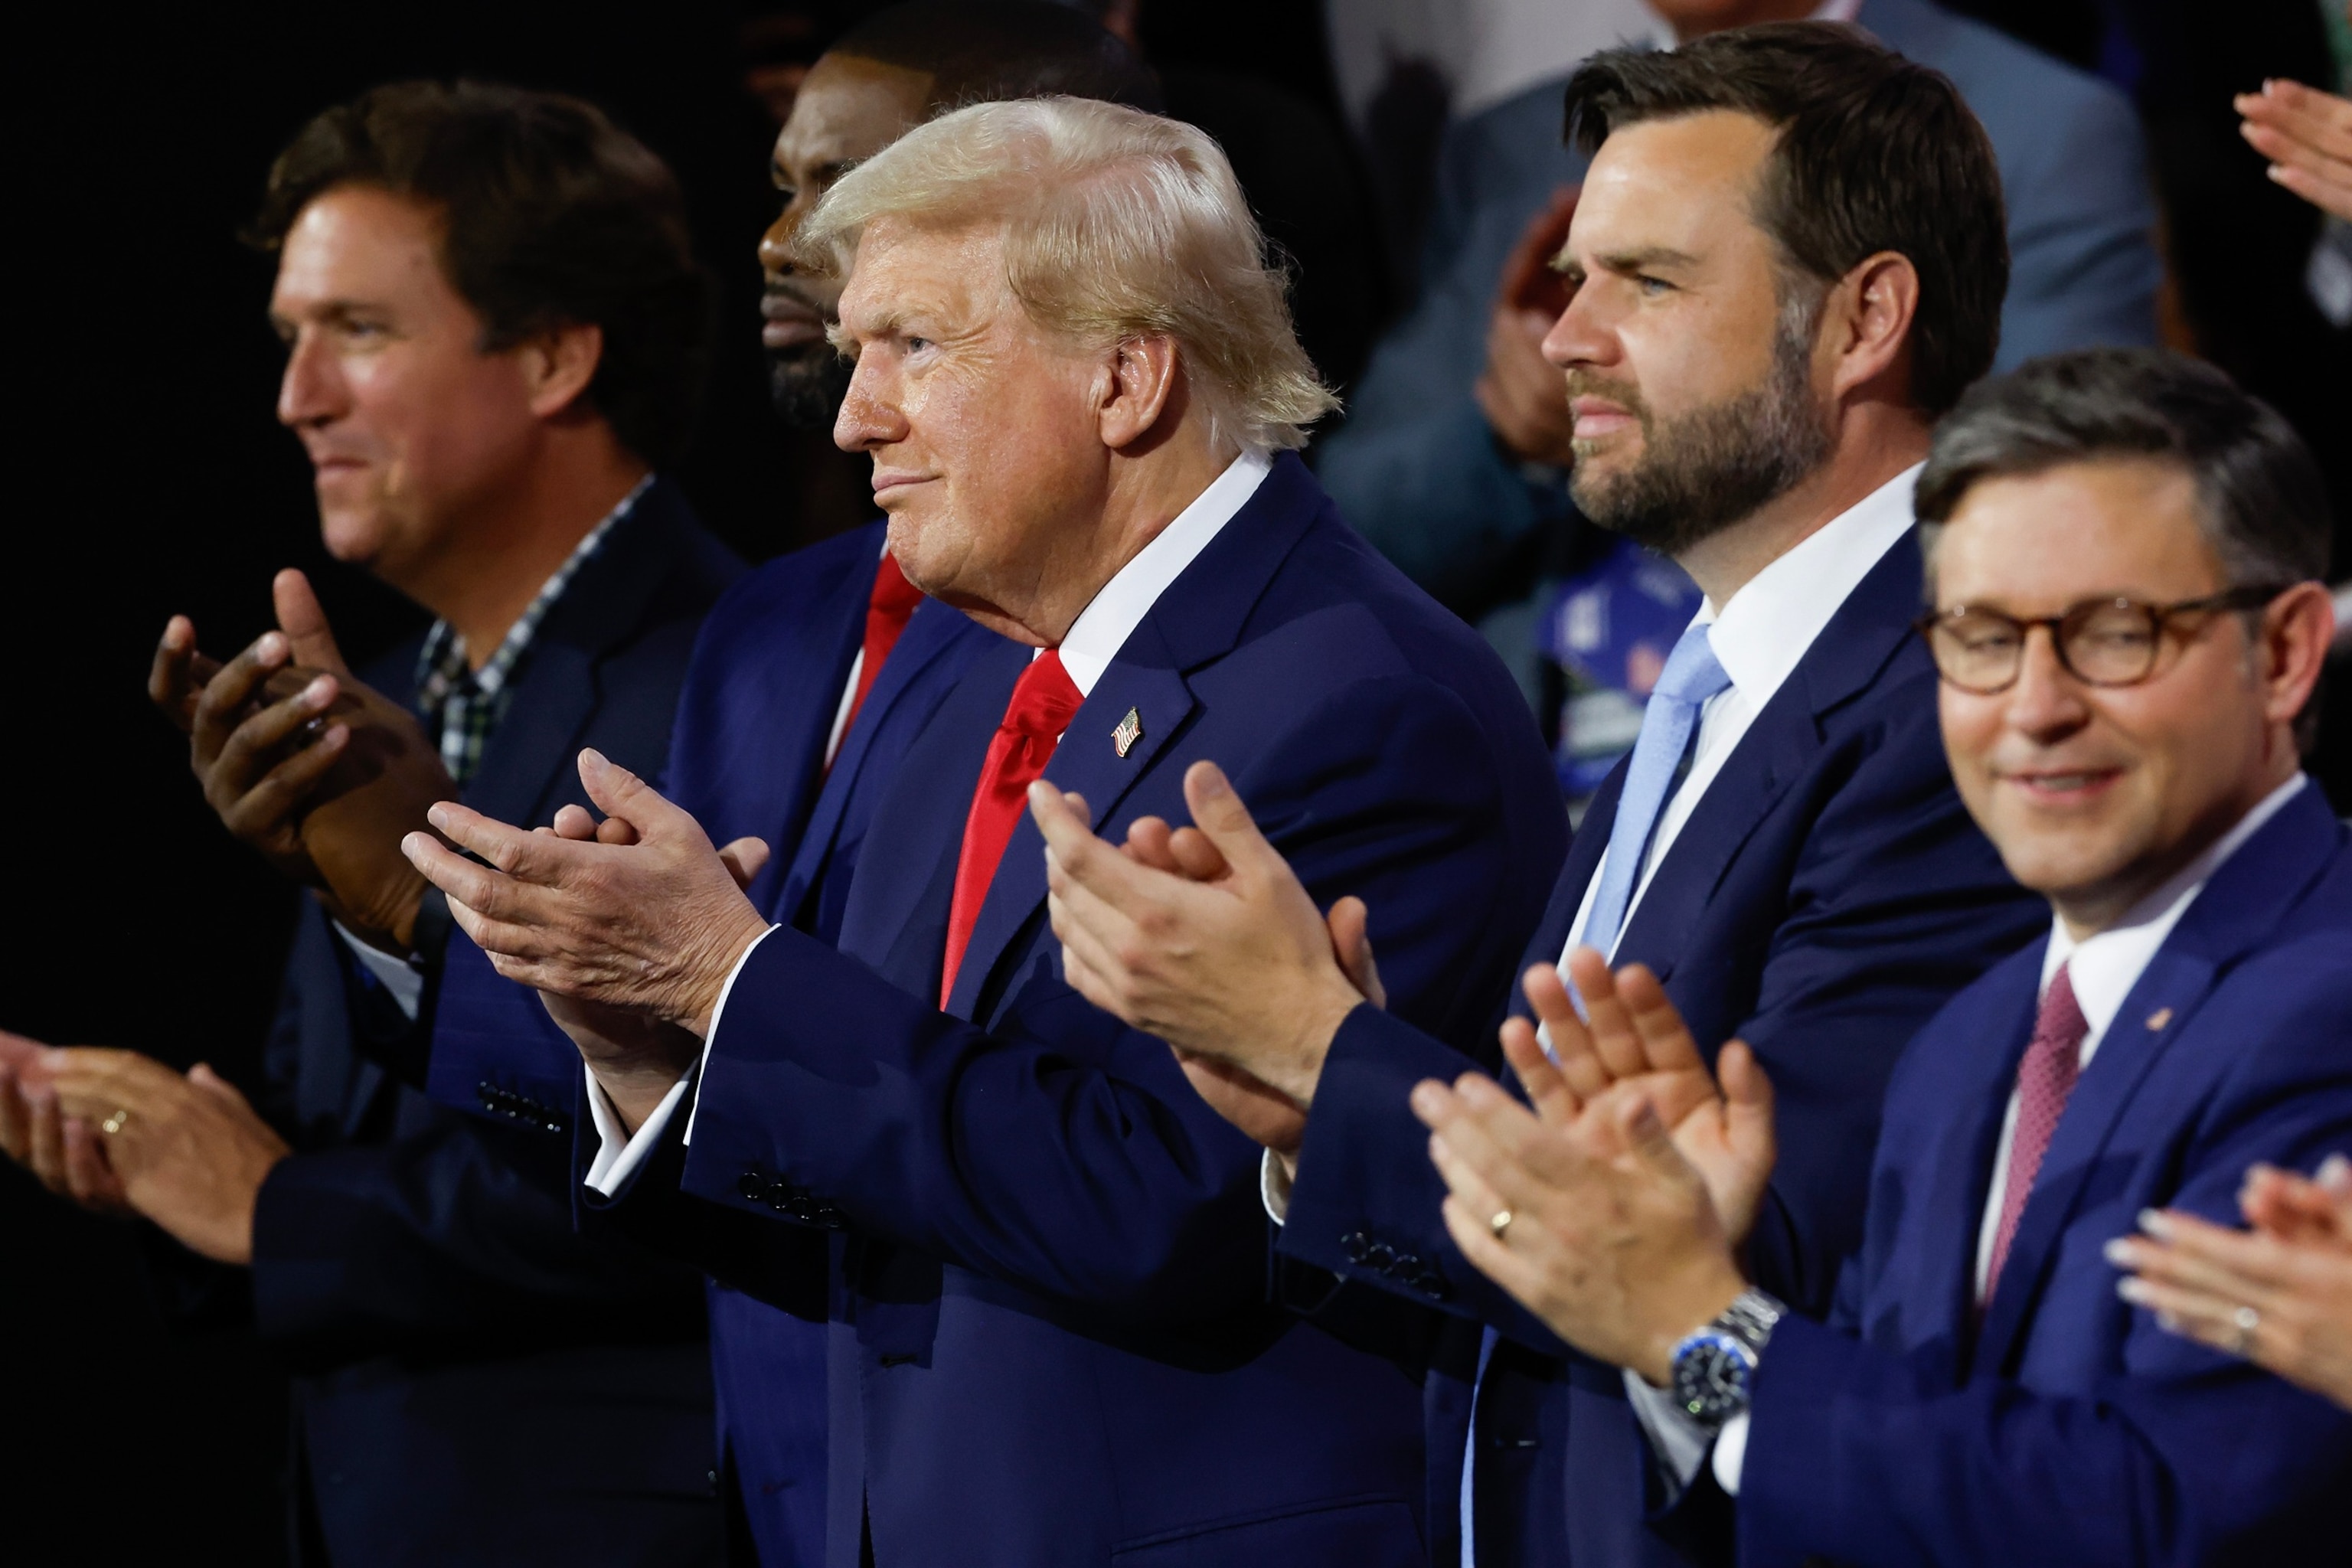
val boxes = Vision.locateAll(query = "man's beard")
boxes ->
[1567,293,1832,558]
[768,339,854,430]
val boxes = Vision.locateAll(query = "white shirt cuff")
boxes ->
[1713,1410,1749,1496]
[335,921,425,1019]
[681,923,781,1145]
[1259,1148,1292,1225]
[583,1067,691,1196]
[1623,1368,1713,1492]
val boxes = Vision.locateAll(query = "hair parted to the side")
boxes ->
[796,95,1338,452]
[1563,21,2008,416]
[250,80,713,469]
[1917,347,2333,745]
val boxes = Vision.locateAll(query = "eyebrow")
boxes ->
[1590,246,1700,275]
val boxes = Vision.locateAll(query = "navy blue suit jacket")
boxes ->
[658,454,1565,1566]
[1316,0,2161,613]
[431,520,998,1566]
[1279,526,2048,1566]
[1740,782,2352,1566]
[244,482,741,1567]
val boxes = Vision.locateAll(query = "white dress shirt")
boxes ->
[1638,772,2311,1500]
[1262,461,1922,1229]
[584,449,1276,1194]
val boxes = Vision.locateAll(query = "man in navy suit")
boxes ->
[418,11,1160,1560]
[1032,26,2049,1566]
[405,95,1564,1566]
[0,83,738,1566]
[1411,347,2350,1565]
[1320,0,2161,648]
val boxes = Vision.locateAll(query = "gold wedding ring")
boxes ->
[1488,1208,1514,1240]
[2229,1305,2261,1357]
[100,1109,131,1137]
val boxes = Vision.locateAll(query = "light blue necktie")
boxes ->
[1459,622,1728,1566]
[1577,622,1730,962]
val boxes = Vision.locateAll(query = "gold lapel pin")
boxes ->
[1112,706,1143,759]
[2145,1007,2173,1031]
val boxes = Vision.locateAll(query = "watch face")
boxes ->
[1671,1331,1755,1423]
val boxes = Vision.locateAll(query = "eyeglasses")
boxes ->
[1914,585,2292,695]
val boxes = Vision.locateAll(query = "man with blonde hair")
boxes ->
[403,96,1566,1566]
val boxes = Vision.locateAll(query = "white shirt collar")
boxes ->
[2040,773,2311,1044]
[1694,460,1920,719]
[1053,448,1273,697]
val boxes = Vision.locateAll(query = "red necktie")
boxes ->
[1981,962,2090,1305]
[940,649,1083,1006]
[828,552,926,773]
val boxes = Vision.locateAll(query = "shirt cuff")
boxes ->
[1622,1368,1714,1494]
[583,1067,691,1196]
[681,923,781,1145]
[1712,1411,1749,1496]
[1259,1148,1293,1225]
[334,921,425,1020]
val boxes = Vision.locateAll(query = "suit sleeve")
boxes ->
[1282,668,2044,1340]
[1739,1004,2352,1568]
[1988,79,2161,367]
[242,910,703,1371]
[681,675,1537,1324]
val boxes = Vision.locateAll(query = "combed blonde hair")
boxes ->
[798,96,1338,452]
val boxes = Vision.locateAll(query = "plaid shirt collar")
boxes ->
[415,475,652,787]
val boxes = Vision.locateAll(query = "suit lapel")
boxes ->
[776,593,965,921]
[463,485,689,827]
[941,453,1327,1021]
[1974,786,2343,1370]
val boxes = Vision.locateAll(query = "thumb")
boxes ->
[1181,761,1281,876]
[578,750,691,841]
[717,836,773,891]
[1614,1094,1685,1180]
[1327,896,1386,1009]
[273,570,348,675]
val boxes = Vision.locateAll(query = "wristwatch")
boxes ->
[1668,1288,1785,1426]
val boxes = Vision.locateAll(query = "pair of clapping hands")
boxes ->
[0,572,448,1263]
[1026,760,1772,1383]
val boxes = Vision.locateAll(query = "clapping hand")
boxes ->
[2236,76,2352,223]
[1407,956,1775,1383]
[152,569,454,951]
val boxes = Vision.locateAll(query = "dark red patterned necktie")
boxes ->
[828,552,926,773]
[1982,962,2091,1305]
[939,649,1083,1006]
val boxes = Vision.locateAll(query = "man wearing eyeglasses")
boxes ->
[1406,345,2349,1564]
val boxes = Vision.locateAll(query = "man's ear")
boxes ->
[2259,580,2336,730]
[520,321,606,420]
[1823,250,1920,404]
[1097,333,1181,451]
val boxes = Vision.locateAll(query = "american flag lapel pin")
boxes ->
[1112,706,1144,758]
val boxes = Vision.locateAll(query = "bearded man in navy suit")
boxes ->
[1031,26,2053,1568]
[405,96,1565,1566]
[1411,348,2350,1565]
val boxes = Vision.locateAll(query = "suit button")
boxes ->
[1387,1251,1421,1278]
[1364,1241,1396,1272]
[817,1204,848,1230]
[738,1172,765,1201]
[1340,1232,1372,1263]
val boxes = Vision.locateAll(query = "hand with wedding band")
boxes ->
[2112,1155,2352,1412]
[0,1033,289,1265]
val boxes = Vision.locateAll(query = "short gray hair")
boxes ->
[1916,348,2331,590]
[798,95,1337,452]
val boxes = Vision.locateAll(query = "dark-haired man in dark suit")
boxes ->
[0,82,738,1567]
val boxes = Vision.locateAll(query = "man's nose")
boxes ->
[2004,628,2093,740]
[833,361,906,454]
[1541,287,1612,371]
[758,207,798,275]
[277,332,344,429]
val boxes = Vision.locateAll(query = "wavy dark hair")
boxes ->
[250,80,713,468]
[1563,21,2008,416]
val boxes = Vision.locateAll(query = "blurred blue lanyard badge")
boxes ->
[1537,537,1704,806]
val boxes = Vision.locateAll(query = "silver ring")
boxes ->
[2229,1305,2260,1357]
[1489,1208,1514,1240]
